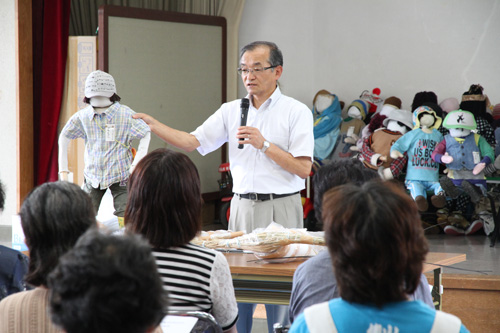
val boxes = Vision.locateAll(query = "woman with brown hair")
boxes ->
[289,180,469,333]
[125,148,238,333]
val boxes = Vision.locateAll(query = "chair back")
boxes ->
[166,311,223,333]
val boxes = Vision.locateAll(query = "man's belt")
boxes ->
[236,192,299,201]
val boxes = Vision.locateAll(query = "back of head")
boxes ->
[322,180,428,307]
[48,230,167,333]
[313,159,378,223]
[20,181,96,286]
[411,91,438,112]
[125,148,202,248]
[0,179,5,211]
[460,84,488,118]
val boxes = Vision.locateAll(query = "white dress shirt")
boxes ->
[192,87,314,194]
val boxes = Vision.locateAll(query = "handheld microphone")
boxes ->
[238,98,250,149]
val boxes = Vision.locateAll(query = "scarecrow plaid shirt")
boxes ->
[60,102,150,189]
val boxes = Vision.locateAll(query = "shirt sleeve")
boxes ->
[127,109,150,139]
[209,252,238,330]
[431,139,447,163]
[61,113,86,139]
[389,153,407,178]
[360,135,380,167]
[288,105,314,159]
[192,106,229,156]
[478,135,495,163]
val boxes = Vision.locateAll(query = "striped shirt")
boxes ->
[153,244,238,330]
[60,102,150,189]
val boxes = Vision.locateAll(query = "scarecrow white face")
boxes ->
[449,127,471,138]
[90,96,113,108]
[386,119,410,134]
[314,94,334,114]
[419,113,435,129]
[347,106,362,119]
[383,109,413,135]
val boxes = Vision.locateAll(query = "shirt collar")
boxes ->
[246,85,282,110]
[87,102,119,121]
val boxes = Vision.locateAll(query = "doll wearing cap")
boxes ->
[360,109,413,180]
[350,96,402,152]
[58,71,151,226]
[460,84,495,145]
[390,106,446,212]
[432,110,494,235]
[331,99,369,160]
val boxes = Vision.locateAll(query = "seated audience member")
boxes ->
[0,179,30,301]
[0,181,97,332]
[290,181,469,332]
[125,148,238,333]
[48,230,167,333]
[289,159,435,323]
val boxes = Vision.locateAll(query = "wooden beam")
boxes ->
[16,0,34,208]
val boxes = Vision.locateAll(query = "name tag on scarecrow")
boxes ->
[105,124,115,142]
[472,151,480,164]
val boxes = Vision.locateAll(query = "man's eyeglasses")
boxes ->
[237,65,277,75]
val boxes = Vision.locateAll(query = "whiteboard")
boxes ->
[98,6,227,195]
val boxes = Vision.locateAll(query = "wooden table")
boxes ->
[224,251,466,309]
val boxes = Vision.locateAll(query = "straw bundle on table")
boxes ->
[195,230,245,241]
[193,231,325,253]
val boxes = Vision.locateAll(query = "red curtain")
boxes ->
[33,0,71,185]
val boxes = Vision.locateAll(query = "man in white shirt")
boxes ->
[134,41,314,233]
[134,41,314,333]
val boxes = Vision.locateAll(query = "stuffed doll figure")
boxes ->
[432,110,494,235]
[311,90,343,160]
[460,84,495,145]
[350,96,402,152]
[58,70,151,226]
[360,109,413,180]
[390,106,446,211]
[332,99,368,159]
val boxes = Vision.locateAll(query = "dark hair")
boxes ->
[313,159,378,224]
[240,41,283,67]
[422,102,443,119]
[48,230,167,333]
[0,179,5,211]
[460,84,489,120]
[83,93,121,105]
[125,148,202,248]
[411,91,438,112]
[20,181,96,286]
[322,181,428,307]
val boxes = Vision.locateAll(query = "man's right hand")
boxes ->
[133,113,157,127]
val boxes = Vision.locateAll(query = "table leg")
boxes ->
[431,267,443,310]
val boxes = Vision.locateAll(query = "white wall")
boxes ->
[0,1,18,226]
[239,0,500,111]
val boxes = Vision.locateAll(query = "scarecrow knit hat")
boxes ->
[85,70,117,98]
